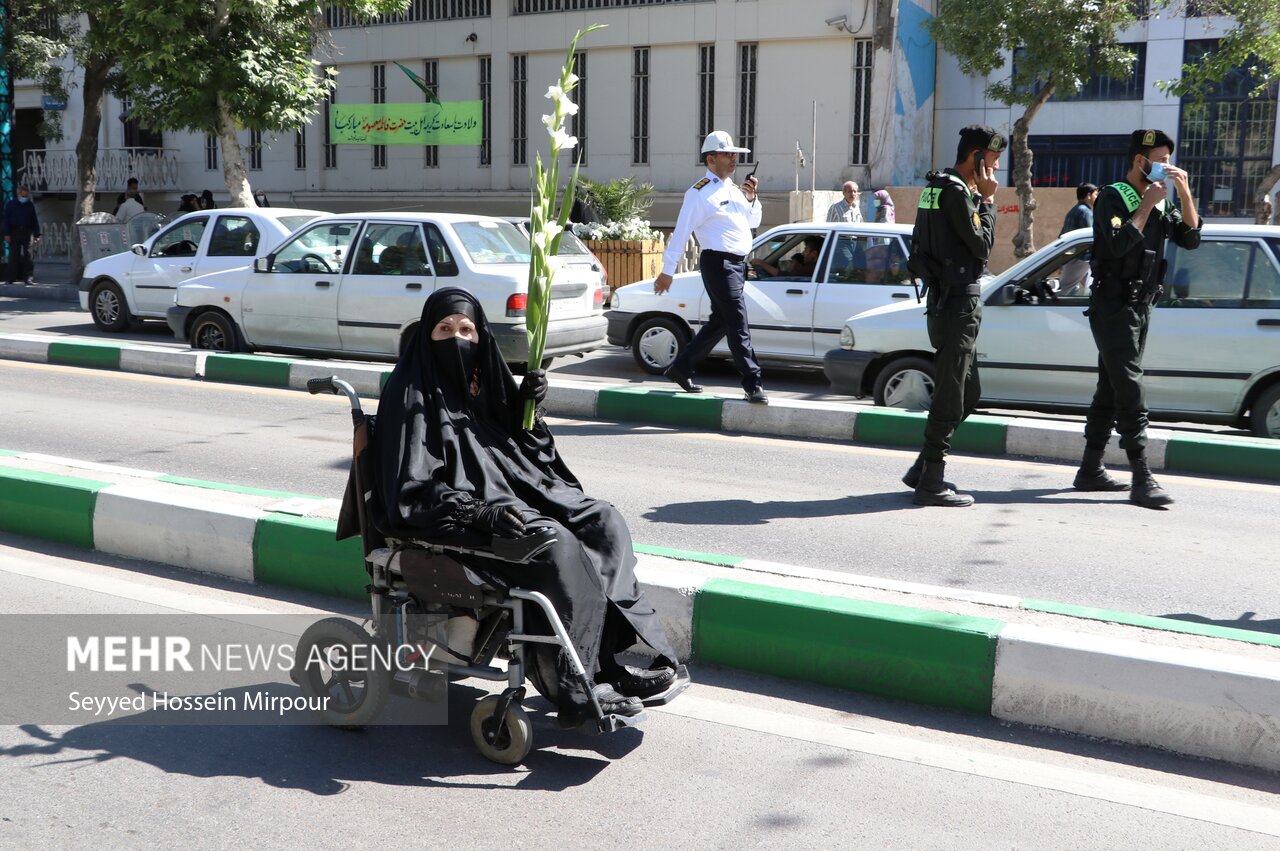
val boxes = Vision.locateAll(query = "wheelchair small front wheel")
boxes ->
[293,617,391,730]
[470,696,533,765]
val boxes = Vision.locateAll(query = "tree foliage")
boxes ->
[577,175,655,224]
[1162,0,1279,100]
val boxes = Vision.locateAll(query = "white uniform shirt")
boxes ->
[661,171,762,275]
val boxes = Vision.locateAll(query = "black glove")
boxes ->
[519,369,548,405]
[472,503,527,538]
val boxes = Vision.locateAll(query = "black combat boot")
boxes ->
[901,452,955,491]
[912,459,974,507]
[1073,446,1129,492]
[1128,456,1174,508]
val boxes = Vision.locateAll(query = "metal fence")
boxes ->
[326,0,489,28]
[513,0,710,13]
[22,148,181,194]
[32,222,74,259]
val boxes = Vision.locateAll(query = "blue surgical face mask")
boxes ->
[17,196,30,204]
[1145,159,1167,183]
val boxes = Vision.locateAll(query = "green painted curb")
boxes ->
[853,408,1007,454]
[1164,434,1280,481]
[693,578,1001,713]
[633,542,744,566]
[1023,598,1280,649]
[597,387,724,430]
[0,467,108,548]
[252,513,367,600]
[157,475,314,501]
[47,341,122,370]
[204,354,292,387]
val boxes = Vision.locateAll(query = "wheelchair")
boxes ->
[291,377,688,765]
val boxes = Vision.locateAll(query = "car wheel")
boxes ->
[873,355,935,410]
[189,312,243,353]
[1250,383,1280,439]
[631,316,688,375]
[89,280,132,332]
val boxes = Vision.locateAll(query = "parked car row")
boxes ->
[607,222,1280,439]
[80,210,608,368]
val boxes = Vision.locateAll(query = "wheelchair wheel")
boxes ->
[293,617,391,730]
[470,696,533,765]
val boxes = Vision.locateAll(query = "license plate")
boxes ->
[549,298,580,316]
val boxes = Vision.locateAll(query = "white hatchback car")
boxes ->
[166,213,607,366]
[79,208,325,331]
[606,222,918,373]
[824,224,1280,438]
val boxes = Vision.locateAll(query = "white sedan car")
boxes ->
[824,224,1280,438]
[166,213,607,366]
[606,222,918,373]
[79,207,325,331]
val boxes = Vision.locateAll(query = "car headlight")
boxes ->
[839,326,855,350]
[611,290,621,311]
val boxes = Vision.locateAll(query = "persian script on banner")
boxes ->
[329,103,484,145]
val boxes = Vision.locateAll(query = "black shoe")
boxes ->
[557,683,644,728]
[1129,458,1174,508]
[745,388,769,405]
[601,665,676,698]
[1073,447,1129,492]
[664,366,703,394]
[912,459,974,507]
[902,453,954,490]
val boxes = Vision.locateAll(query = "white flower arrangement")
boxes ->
[571,218,662,242]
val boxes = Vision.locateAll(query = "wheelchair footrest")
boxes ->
[640,664,692,707]
[584,710,649,735]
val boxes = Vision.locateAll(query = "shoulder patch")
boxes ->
[693,178,711,190]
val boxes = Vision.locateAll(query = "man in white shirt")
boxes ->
[654,131,766,404]
[826,181,863,223]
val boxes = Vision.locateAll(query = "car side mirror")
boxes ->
[255,256,272,272]
[992,283,1019,306]
[130,244,146,256]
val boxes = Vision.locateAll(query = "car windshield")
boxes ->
[279,215,321,232]
[453,220,532,265]
[554,230,592,257]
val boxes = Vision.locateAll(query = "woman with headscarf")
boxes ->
[374,287,681,726]
[873,189,896,223]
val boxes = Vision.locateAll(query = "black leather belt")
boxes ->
[701,249,746,263]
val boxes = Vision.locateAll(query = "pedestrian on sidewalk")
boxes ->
[114,177,146,216]
[654,130,767,405]
[1073,129,1200,508]
[3,185,41,285]
[827,182,863,223]
[902,125,1005,507]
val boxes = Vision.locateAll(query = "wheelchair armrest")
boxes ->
[489,526,558,564]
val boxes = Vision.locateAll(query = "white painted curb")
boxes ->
[992,623,1280,771]
[120,346,203,379]
[720,397,858,440]
[288,361,388,397]
[0,334,52,363]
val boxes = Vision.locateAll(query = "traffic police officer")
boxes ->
[1075,129,1200,507]
[903,125,1004,507]
[655,130,767,404]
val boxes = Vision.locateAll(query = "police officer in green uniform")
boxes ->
[903,125,1004,507]
[1074,129,1200,507]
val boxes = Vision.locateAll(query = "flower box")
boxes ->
[582,237,665,294]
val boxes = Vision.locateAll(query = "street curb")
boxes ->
[1,453,1277,771]
[5,331,1277,482]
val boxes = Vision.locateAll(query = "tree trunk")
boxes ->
[1010,81,1056,260]
[215,96,254,208]
[1254,163,1280,224]
[70,56,112,283]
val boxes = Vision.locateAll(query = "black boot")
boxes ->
[1073,446,1129,492]
[912,459,974,507]
[1128,456,1174,507]
[902,452,954,490]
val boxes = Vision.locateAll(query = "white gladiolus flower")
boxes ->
[565,73,579,87]
[542,114,558,131]
[544,84,565,102]
[549,128,577,149]
[561,99,579,116]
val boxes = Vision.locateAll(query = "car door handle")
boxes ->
[1260,318,1280,327]
[786,289,806,295]
[180,266,192,273]
[315,280,331,288]
[892,292,910,298]
[406,282,422,290]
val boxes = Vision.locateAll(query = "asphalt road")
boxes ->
[0,295,1258,438]
[3,358,1278,638]
[1,538,1276,849]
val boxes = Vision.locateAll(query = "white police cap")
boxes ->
[701,130,751,155]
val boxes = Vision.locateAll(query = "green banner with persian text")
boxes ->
[329,102,483,145]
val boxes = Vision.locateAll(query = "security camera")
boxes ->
[465,32,478,43]
[825,15,848,29]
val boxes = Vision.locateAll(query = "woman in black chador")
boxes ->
[375,287,680,724]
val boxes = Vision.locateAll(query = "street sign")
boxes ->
[41,95,67,111]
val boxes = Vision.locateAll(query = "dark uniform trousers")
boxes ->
[4,228,34,284]
[1084,295,1151,453]
[671,249,763,393]
[922,291,982,462]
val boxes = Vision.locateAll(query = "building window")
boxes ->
[698,44,714,162]
[850,39,872,165]
[513,0,707,14]
[570,51,587,165]
[205,133,218,171]
[326,0,491,29]
[1014,44,1146,102]
[632,47,649,166]
[479,55,492,166]
[424,59,439,168]
[737,43,757,165]
[512,54,527,167]
[295,128,306,170]
[248,129,263,171]
[323,77,338,170]
[1026,134,1130,188]
[372,63,387,169]
[1180,40,1279,218]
